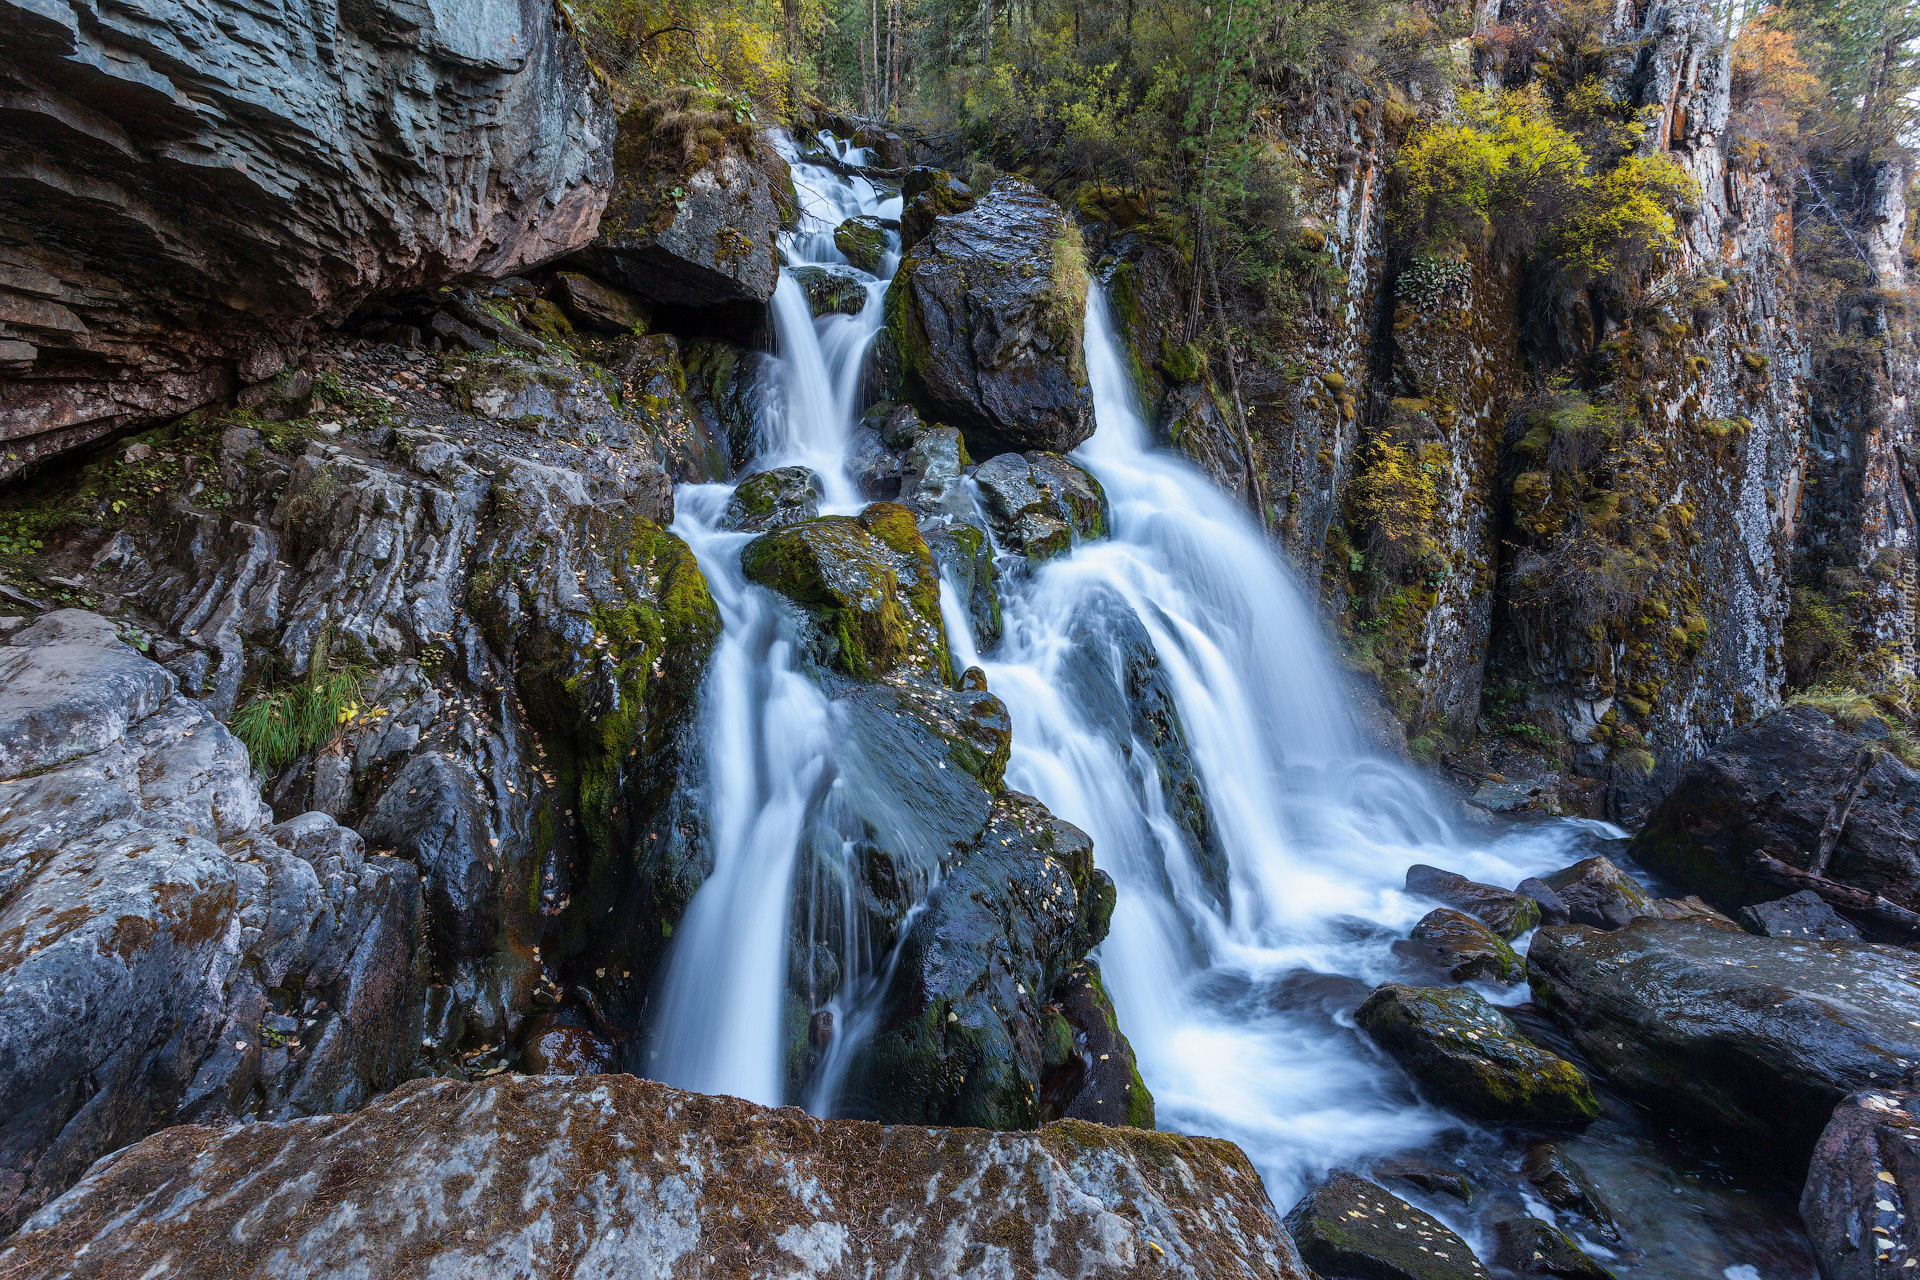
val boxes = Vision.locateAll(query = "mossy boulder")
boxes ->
[1049,960,1155,1128]
[833,214,891,272]
[973,451,1109,564]
[1355,983,1599,1127]
[1284,1170,1493,1280]
[1405,863,1542,938]
[888,177,1094,458]
[789,263,869,317]
[739,504,951,681]
[1405,907,1526,985]
[1491,1218,1617,1278]
[838,790,1120,1129]
[721,466,821,532]
[1539,855,1655,930]
[899,166,979,250]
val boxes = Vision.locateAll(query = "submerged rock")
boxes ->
[1527,917,1920,1163]
[1522,1143,1620,1242]
[1405,864,1542,939]
[1801,1086,1920,1280]
[1355,984,1599,1126]
[1405,908,1526,985]
[974,451,1111,563]
[1628,702,1920,912]
[0,1075,1311,1279]
[1283,1170,1493,1280]
[887,177,1095,457]
[1490,1218,1617,1278]
[1538,856,1655,930]
[1739,889,1861,940]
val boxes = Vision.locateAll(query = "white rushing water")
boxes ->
[964,291,1602,1205]
[648,134,901,1102]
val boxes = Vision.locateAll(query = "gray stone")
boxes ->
[973,451,1110,563]
[1539,856,1656,930]
[1739,889,1861,940]
[551,272,648,333]
[1801,1086,1920,1280]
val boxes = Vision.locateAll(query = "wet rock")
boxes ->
[1522,1144,1620,1241]
[1490,1218,1617,1278]
[791,263,870,317]
[1800,1087,1920,1280]
[899,166,981,250]
[550,272,648,333]
[834,214,891,272]
[1405,908,1526,985]
[721,466,823,532]
[682,339,771,470]
[1283,1170,1493,1280]
[0,617,424,1232]
[889,177,1095,457]
[1649,894,1743,930]
[1538,856,1655,930]
[973,452,1111,563]
[1739,889,1861,940]
[0,1074,1311,1280]
[596,333,733,481]
[1355,984,1599,1126]
[1517,877,1571,926]
[840,791,1123,1130]
[518,1020,615,1075]
[846,427,905,499]
[740,504,952,682]
[925,522,1003,649]
[1405,864,1542,939]
[0,0,613,478]
[1372,1157,1477,1203]
[899,425,974,520]
[570,97,796,309]
[1527,917,1920,1163]
[1048,960,1155,1128]
[1629,702,1920,912]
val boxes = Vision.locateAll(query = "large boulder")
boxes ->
[0,1074,1313,1279]
[0,0,613,478]
[1355,984,1599,1126]
[1628,702,1920,911]
[886,177,1096,457]
[1527,917,1920,1164]
[0,613,425,1231]
[568,92,797,311]
[1801,1086,1920,1280]
[973,451,1111,564]
[1283,1170,1493,1280]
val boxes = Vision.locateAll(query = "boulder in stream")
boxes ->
[1283,1170,1493,1280]
[1800,1085,1920,1280]
[887,177,1096,458]
[1405,864,1542,939]
[1739,889,1861,940]
[1527,917,1920,1164]
[1490,1217,1617,1278]
[721,466,824,532]
[1404,908,1526,985]
[973,451,1111,563]
[1538,856,1655,930]
[790,264,871,317]
[835,214,892,272]
[1355,984,1600,1127]
[0,1074,1312,1279]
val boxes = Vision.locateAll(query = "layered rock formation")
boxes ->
[0,1074,1310,1280]
[0,0,614,478]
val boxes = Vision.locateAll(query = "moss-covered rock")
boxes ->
[1539,855,1656,930]
[1050,960,1155,1128]
[738,504,951,681]
[833,214,891,272]
[973,451,1110,564]
[721,466,821,532]
[1406,907,1526,985]
[1284,1170,1493,1280]
[899,166,979,250]
[681,338,770,472]
[789,263,869,317]
[1355,983,1599,1126]
[1405,863,1542,938]
[1491,1217,1617,1278]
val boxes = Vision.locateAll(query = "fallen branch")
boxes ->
[1746,851,1920,937]
[1812,745,1877,877]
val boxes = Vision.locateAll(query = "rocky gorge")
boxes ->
[0,0,1918,1276]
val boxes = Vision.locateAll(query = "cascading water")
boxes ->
[647,133,901,1103]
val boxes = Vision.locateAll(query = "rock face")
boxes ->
[568,93,796,313]
[1355,984,1598,1126]
[1629,703,1920,911]
[1801,1086,1920,1280]
[1527,917,1920,1163]
[0,1074,1312,1280]
[0,612,424,1231]
[887,177,1095,458]
[1283,1170,1492,1280]
[0,0,614,478]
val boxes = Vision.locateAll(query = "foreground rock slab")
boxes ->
[1283,1170,1491,1280]
[0,1074,1310,1280]
[1527,917,1920,1163]
[1801,1086,1920,1280]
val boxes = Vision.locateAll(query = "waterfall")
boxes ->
[647,134,901,1103]
[968,291,1606,1204]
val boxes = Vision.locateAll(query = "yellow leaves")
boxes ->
[1351,441,1439,547]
